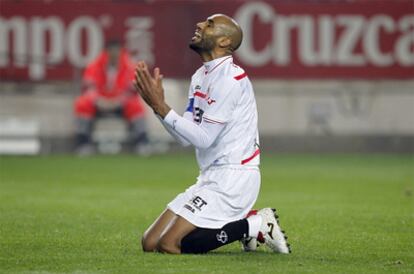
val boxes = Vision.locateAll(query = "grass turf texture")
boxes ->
[0,154,413,273]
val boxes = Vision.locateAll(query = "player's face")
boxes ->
[189,16,218,52]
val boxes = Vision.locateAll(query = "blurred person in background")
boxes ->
[73,40,149,155]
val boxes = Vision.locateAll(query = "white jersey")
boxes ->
[187,56,260,169]
[163,56,261,228]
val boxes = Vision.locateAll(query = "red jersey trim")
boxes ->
[194,91,207,98]
[241,149,260,165]
[203,117,225,124]
[234,72,247,81]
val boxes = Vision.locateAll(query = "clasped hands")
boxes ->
[134,61,170,118]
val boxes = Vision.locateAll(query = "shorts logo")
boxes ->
[184,204,195,213]
[190,196,207,211]
[184,196,207,214]
[216,230,228,244]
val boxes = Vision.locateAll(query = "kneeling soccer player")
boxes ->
[134,13,290,254]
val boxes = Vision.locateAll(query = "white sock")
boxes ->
[247,214,262,238]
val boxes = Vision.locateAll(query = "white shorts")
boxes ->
[167,165,260,229]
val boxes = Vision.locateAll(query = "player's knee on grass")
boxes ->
[156,236,181,254]
[141,232,159,252]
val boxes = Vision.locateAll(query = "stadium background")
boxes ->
[0,0,413,273]
[1,0,413,154]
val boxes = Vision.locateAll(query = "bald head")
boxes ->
[209,14,243,52]
[189,14,243,60]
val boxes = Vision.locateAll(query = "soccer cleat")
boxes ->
[240,209,260,251]
[257,208,291,254]
[241,236,258,251]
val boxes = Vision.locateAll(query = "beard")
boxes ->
[189,36,215,53]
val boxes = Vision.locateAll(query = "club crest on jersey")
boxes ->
[207,97,216,105]
[195,85,201,90]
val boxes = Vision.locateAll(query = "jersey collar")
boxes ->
[203,56,233,75]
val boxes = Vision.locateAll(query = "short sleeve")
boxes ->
[202,78,240,124]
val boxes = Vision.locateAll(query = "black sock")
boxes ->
[181,219,248,254]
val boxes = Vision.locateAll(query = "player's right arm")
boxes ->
[157,72,199,147]
[160,77,239,149]
[162,109,225,149]
[157,99,193,147]
[134,61,227,149]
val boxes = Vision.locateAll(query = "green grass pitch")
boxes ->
[0,153,413,273]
